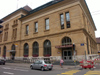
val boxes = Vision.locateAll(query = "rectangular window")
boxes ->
[60,14,64,29]
[45,18,49,30]
[66,12,70,28]
[6,32,8,41]
[26,25,29,35]
[35,22,38,32]
[0,35,2,42]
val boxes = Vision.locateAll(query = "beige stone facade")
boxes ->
[0,0,98,60]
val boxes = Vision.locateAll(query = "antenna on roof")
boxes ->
[17,0,19,9]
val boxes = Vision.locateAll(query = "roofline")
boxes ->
[1,8,29,21]
[84,0,97,30]
[19,0,64,19]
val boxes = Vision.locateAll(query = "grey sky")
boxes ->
[0,0,100,37]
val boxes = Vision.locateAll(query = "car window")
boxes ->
[39,61,42,64]
[44,61,51,64]
[34,61,40,64]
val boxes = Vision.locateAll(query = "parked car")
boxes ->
[30,60,53,71]
[0,59,6,65]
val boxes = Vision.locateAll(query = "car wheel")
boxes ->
[41,67,44,71]
[30,66,33,70]
[3,63,5,65]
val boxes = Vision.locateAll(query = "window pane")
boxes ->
[35,22,38,32]
[66,12,70,21]
[66,12,70,28]
[26,25,29,34]
[45,19,49,30]
[60,14,64,29]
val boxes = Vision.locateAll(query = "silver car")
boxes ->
[30,60,53,71]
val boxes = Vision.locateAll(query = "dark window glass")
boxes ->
[66,12,70,28]
[24,43,29,57]
[3,46,6,58]
[33,42,39,57]
[44,40,51,56]
[35,22,38,32]
[45,18,49,30]
[12,44,15,50]
[26,25,29,34]
[60,14,64,29]
[87,38,90,54]
[62,37,72,45]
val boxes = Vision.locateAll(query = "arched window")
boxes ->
[12,44,15,50]
[62,37,72,45]
[44,40,51,56]
[32,42,39,57]
[24,43,29,57]
[3,46,6,58]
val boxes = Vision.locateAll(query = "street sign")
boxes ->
[81,43,84,46]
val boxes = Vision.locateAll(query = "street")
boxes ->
[0,64,100,75]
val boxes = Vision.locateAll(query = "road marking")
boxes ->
[57,70,80,75]
[2,67,11,69]
[84,71,100,75]
[3,72,14,75]
[14,69,28,72]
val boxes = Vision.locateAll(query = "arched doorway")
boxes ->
[24,43,29,57]
[32,42,39,57]
[43,40,51,57]
[11,44,16,60]
[3,46,6,59]
[62,37,72,60]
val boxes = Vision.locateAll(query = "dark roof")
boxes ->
[1,6,32,21]
[20,0,64,19]
[96,38,100,44]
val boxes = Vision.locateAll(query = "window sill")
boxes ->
[25,34,29,36]
[33,32,38,34]
[44,29,50,32]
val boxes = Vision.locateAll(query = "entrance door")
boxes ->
[63,50,72,60]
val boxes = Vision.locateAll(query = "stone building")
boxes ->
[96,38,100,51]
[0,0,98,61]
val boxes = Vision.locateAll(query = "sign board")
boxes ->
[81,43,84,46]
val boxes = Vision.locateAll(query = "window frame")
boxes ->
[45,18,49,30]
[60,13,64,29]
[34,22,38,32]
[26,25,29,35]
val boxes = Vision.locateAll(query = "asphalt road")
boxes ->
[0,64,100,75]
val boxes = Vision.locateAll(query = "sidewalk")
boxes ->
[6,63,80,70]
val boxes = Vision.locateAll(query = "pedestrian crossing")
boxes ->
[57,70,100,75]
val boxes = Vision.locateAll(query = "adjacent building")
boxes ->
[96,38,100,51]
[0,0,98,61]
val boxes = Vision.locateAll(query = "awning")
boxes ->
[7,50,16,52]
[55,45,73,49]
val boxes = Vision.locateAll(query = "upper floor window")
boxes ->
[12,28,17,39]
[13,19,18,25]
[26,25,29,35]
[60,14,64,29]
[4,32,8,41]
[66,12,70,28]
[0,35,2,42]
[35,22,38,32]
[45,18,49,30]
[5,24,9,30]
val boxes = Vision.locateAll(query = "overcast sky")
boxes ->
[0,0,100,38]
